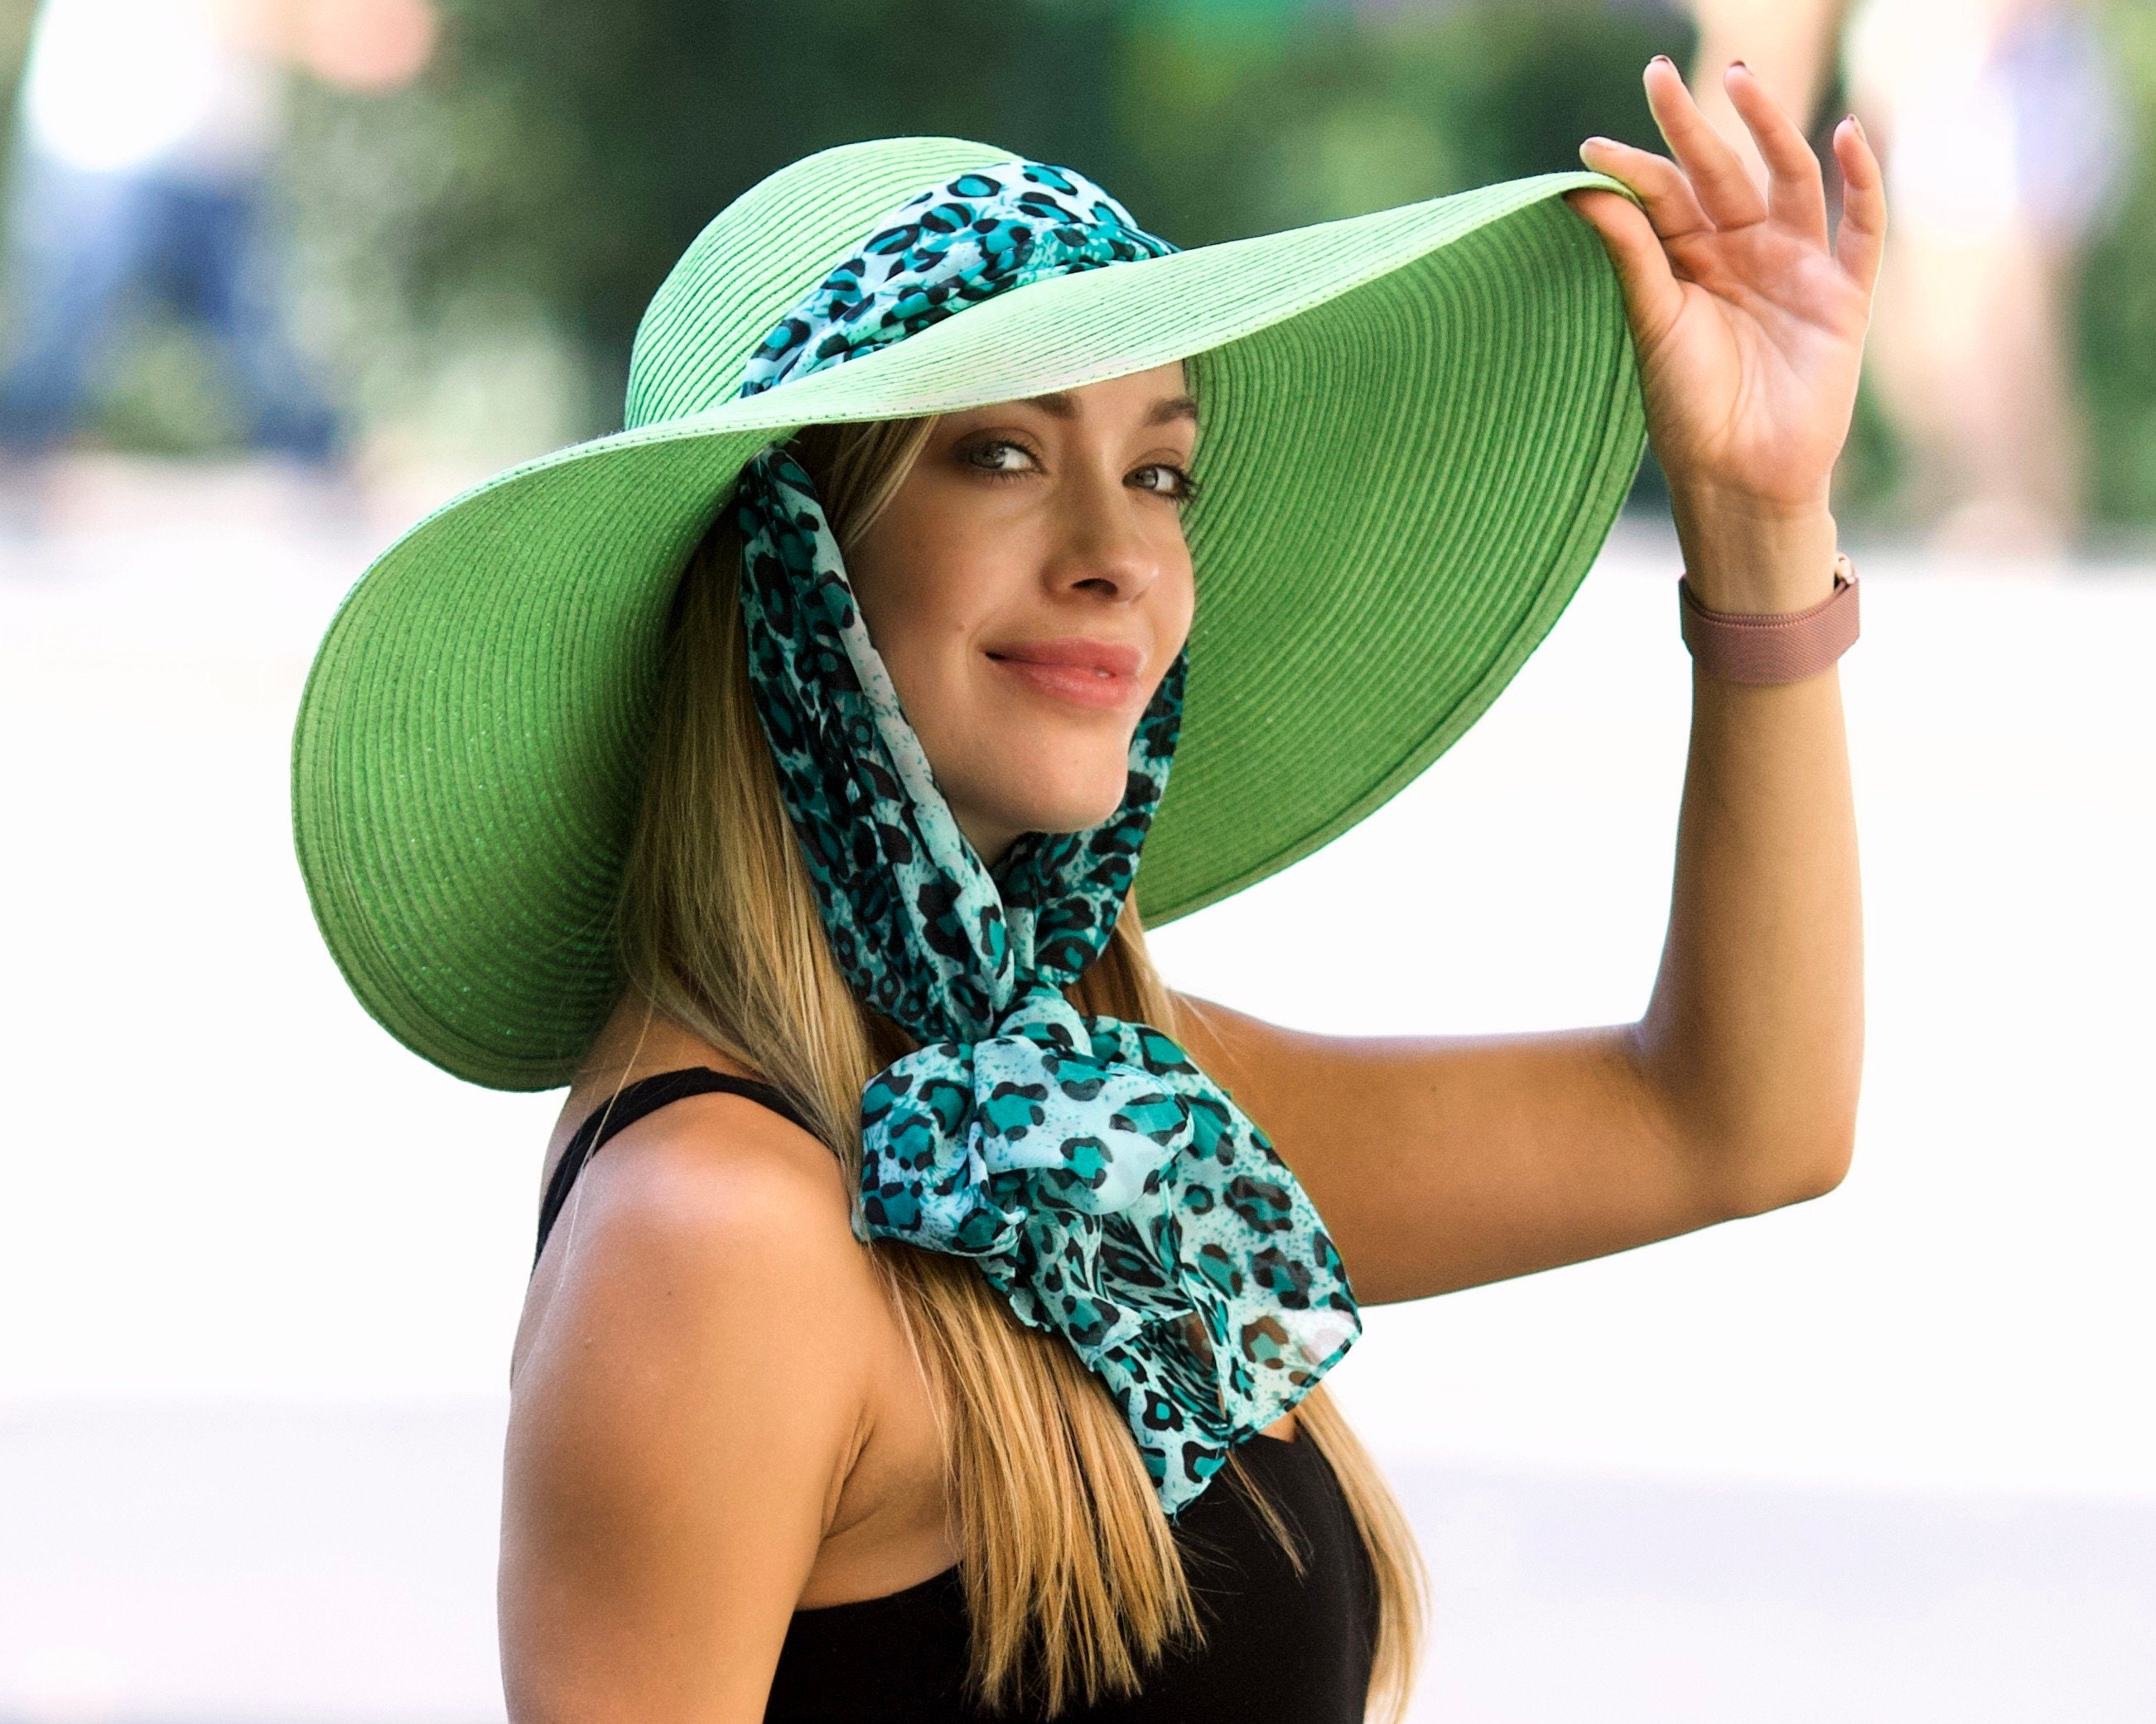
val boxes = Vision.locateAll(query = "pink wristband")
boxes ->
[1678,553,1859,685]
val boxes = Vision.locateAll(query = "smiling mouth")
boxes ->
[986,638,1145,711]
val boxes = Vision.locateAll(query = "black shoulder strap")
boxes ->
[534,1068,817,1265]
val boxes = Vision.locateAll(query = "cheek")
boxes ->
[1161,551,1197,657]
[845,501,1008,719]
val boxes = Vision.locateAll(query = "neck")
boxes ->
[952,807,1022,871]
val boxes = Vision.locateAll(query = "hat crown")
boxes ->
[623,136,1014,432]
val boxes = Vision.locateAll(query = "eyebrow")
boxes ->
[1025,389,1199,427]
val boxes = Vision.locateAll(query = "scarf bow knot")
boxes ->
[862,991,1192,1253]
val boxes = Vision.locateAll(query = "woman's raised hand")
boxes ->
[1564,57,1887,613]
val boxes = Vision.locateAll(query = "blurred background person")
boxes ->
[1845,0,2128,552]
[0,0,436,506]
[1686,0,2130,553]
[1687,0,1845,183]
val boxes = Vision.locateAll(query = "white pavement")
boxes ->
[2,459,2152,1722]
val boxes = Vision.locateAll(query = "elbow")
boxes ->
[1712,1113,1856,1219]
[1629,1030,1863,1221]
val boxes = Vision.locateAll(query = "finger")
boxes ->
[1830,113,1888,293]
[1643,55,1766,230]
[1579,136,1715,242]
[1724,60,1829,248]
[1562,188,1687,349]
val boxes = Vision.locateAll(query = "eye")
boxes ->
[962,437,1038,477]
[1131,462,1200,505]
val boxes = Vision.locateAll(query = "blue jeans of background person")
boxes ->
[0,150,340,460]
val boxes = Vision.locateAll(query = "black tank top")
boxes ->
[536,1069,1379,1722]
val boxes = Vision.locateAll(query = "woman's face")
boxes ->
[845,364,1199,865]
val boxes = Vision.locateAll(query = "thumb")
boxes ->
[1562,187,1685,352]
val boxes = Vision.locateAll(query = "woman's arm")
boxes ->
[500,1099,881,1722]
[1175,60,1883,1307]
[1178,653,1859,1305]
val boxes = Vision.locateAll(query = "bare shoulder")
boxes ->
[511,1080,886,1460]
[527,1086,866,1311]
[502,1085,887,1721]
[1168,988,1302,1091]
[516,993,888,1385]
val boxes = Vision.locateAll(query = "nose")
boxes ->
[1040,460,1166,604]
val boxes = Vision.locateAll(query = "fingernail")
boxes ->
[1850,113,1867,141]
[1730,58,1748,70]
[1651,54,1673,67]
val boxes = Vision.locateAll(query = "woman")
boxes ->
[293,57,1882,1724]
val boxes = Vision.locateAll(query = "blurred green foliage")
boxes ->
[283,0,1703,487]
[288,0,1125,404]
[1112,0,1696,242]
[2081,0,2156,526]
[295,0,1695,367]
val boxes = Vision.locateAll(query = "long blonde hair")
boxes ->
[615,416,1428,1719]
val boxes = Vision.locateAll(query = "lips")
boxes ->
[985,636,1146,711]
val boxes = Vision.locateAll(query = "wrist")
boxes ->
[1669,488,1839,614]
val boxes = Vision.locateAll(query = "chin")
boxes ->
[938,709,1141,847]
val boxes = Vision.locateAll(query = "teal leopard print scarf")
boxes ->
[731,161,1359,1516]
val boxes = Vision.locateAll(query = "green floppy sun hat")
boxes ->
[293,136,1647,1092]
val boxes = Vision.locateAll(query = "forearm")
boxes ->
[1633,500,1864,1204]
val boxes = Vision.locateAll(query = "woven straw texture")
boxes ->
[292,137,1647,1091]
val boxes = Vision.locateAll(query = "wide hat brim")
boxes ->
[293,137,1647,1091]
